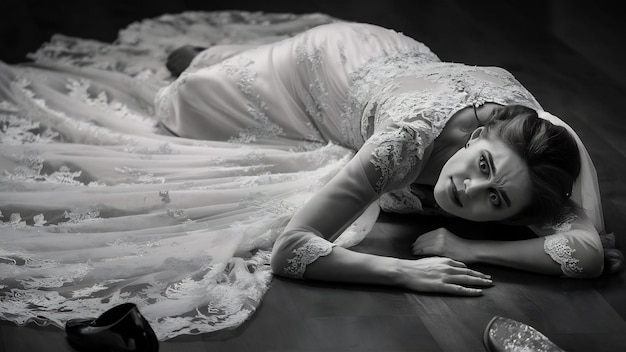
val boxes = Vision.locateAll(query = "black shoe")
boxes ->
[65,303,159,352]
[483,316,564,352]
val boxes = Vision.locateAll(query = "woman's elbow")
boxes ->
[577,260,604,278]
[270,234,292,277]
[569,249,605,278]
[582,240,607,278]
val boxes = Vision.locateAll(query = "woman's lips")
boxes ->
[448,177,462,207]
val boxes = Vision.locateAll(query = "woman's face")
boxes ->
[434,131,532,222]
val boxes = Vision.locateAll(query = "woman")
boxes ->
[160,22,617,286]
[0,11,620,340]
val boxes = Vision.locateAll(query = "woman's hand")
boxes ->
[412,227,477,263]
[396,257,492,296]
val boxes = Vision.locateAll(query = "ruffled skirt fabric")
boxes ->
[0,11,357,340]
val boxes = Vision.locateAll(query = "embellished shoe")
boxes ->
[483,316,565,352]
[65,303,159,352]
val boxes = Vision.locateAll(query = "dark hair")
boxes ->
[483,105,579,225]
[483,105,624,274]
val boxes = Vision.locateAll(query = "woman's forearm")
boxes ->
[303,246,403,285]
[305,246,492,295]
[471,237,564,276]
[414,226,604,278]
[271,233,492,296]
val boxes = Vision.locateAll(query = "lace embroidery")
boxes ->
[13,76,138,147]
[540,207,584,276]
[154,72,187,122]
[368,123,422,193]
[544,235,583,275]
[64,207,102,224]
[379,188,424,213]
[218,55,285,143]
[0,111,59,144]
[114,166,166,184]
[342,49,439,150]
[551,206,577,233]
[0,212,26,229]
[295,35,330,126]
[283,236,335,278]
[0,248,92,289]
[5,154,83,185]
[65,78,155,129]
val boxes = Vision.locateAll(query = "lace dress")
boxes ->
[0,11,605,340]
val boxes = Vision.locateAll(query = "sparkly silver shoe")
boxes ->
[483,316,565,352]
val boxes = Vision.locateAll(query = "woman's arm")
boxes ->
[304,242,492,296]
[272,197,493,296]
[271,124,493,295]
[412,208,604,278]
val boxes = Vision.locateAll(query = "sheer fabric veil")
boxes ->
[537,110,604,233]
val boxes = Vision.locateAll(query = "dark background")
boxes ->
[2,0,624,75]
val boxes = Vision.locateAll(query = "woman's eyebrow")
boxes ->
[485,150,511,208]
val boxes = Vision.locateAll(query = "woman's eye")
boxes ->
[489,191,501,206]
[478,155,489,174]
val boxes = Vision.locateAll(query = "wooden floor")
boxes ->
[2,1,626,351]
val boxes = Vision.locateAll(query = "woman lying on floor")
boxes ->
[162,22,622,289]
[0,11,622,339]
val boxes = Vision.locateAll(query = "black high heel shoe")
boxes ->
[65,303,159,352]
[483,316,565,352]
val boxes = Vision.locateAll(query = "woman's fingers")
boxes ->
[412,242,424,254]
[441,258,467,268]
[446,265,491,280]
[439,284,484,297]
[447,273,493,286]
[432,275,493,297]
[403,257,493,296]
[412,236,436,254]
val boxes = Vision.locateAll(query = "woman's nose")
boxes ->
[463,178,489,197]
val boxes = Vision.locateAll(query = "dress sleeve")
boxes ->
[530,206,604,278]
[271,122,426,278]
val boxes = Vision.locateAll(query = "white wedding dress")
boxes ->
[0,11,605,340]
